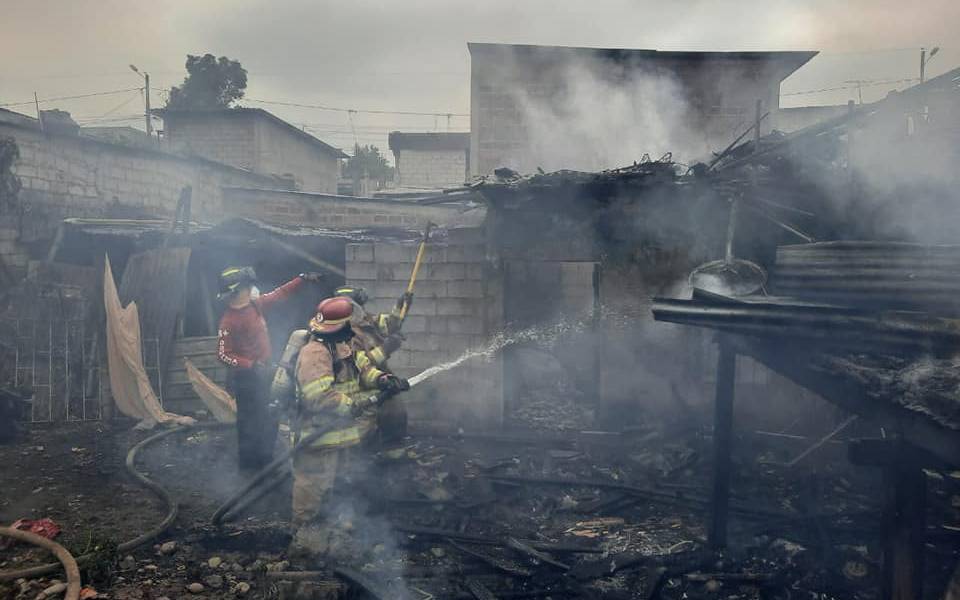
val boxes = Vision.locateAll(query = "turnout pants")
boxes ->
[227,367,278,469]
[290,443,372,559]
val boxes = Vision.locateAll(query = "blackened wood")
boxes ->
[880,461,926,600]
[709,341,736,549]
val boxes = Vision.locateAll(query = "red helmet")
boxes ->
[309,296,353,334]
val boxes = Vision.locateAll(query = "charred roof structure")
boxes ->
[648,66,960,599]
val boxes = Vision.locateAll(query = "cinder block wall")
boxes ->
[345,228,504,429]
[1,122,277,244]
[396,149,467,189]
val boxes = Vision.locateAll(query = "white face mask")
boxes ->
[250,286,261,299]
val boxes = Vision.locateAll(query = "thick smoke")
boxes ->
[507,55,711,172]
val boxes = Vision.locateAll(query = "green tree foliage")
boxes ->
[341,144,394,185]
[0,137,22,213]
[166,54,248,110]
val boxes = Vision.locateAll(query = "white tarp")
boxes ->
[184,358,237,423]
[104,256,195,429]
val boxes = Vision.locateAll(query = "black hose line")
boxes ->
[221,469,292,524]
[0,423,230,582]
[211,424,339,526]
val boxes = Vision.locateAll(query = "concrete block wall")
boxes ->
[396,148,468,190]
[0,215,28,278]
[1,121,277,243]
[167,116,257,171]
[344,228,504,429]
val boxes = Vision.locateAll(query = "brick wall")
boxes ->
[344,228,504,429]
[396,148,468,189]
[1,121,278,246]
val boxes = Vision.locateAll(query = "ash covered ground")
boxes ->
[2,405,960,599]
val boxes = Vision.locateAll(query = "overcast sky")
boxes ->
[1,0,956,157]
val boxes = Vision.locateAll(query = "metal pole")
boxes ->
[920,48,926,84]
[65,321,70,421]
[48,319,53,422]
[144,73,153,138]
[34,93,44,133]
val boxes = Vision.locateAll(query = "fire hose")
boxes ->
[213,357,459,526]
[211,421,342,525]
[0,527,81,599]
[0,424,229,582]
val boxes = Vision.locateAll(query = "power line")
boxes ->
[781,77,920,97]
[0,87,142,108]
[241,96,469,118]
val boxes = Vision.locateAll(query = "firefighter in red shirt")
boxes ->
[217,266,322,469]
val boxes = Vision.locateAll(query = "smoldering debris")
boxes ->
[5,411,960,599]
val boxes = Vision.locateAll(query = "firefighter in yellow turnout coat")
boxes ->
[290,296,408,559]
[335,286,412,443]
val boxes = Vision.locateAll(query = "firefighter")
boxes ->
[335,285,413,444]
[334,285,412,369]
[217,266,322,470]
[290,296,409,559]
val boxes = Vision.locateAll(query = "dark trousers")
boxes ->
[228,368,278,469]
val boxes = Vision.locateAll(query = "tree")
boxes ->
[341,144,394,186]
[166,54,247,110]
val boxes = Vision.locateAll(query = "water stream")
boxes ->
[407,312,598,388]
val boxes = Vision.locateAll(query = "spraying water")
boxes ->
[407,312,600,388]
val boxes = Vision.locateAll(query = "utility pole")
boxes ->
[144,72,152,138]
[920,46,940,84]
[920,48,926,84]
[129,64,152,138]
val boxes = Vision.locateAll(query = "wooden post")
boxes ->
[709,339,737,548]
[849,439,929,600]
[881,460,926,600]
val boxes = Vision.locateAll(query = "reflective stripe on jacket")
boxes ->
[295,336,385,448]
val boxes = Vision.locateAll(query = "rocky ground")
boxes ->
[2,408,960,599]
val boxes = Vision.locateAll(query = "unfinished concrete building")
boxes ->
[388,131,470,191]
[157,108,347,193]
[469,43,817,175]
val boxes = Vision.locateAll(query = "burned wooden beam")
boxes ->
[465,578,499,599]
[506,537,570,571]
[850,439,931,600]
[394,525,602,554]
[447,539,533,577]
[709,339,736,549]
[483,475,787,520]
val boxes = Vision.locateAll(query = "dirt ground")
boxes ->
[1,415,959,599]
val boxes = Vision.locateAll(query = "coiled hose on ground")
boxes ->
[0,527,82,599]
[0,424,210,582]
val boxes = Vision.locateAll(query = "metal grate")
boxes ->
[7,317,104,422]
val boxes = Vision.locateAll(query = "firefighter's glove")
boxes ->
[351,394,378,417]
[382,334,404,355]
[377,373,410,393]
[300,272,324,283]
[395,291,414,312]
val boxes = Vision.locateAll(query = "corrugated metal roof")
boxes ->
[770,241,960,315]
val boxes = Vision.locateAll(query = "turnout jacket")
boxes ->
[350,301,404,368]
[295,336,385,447]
